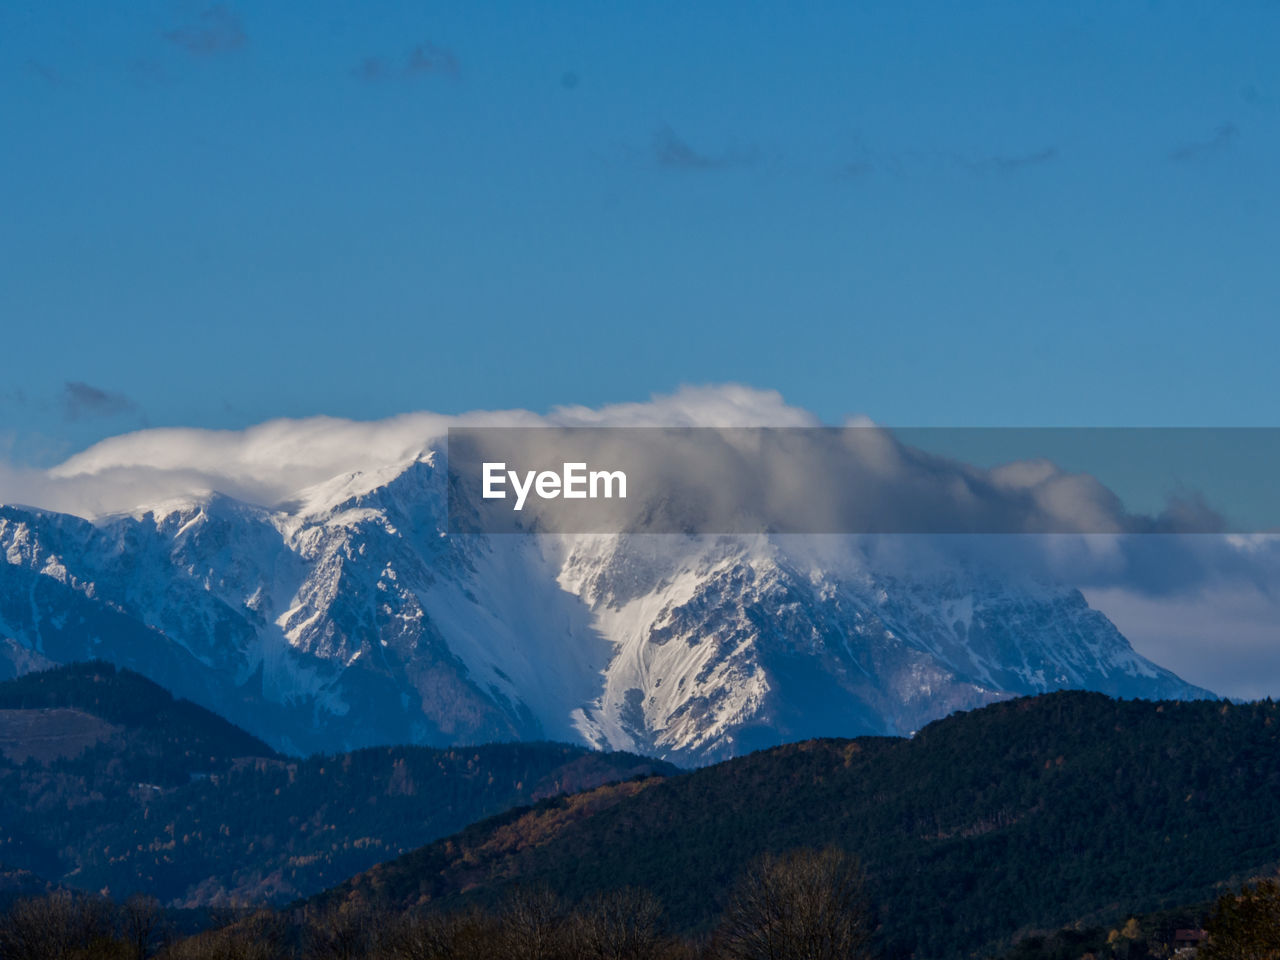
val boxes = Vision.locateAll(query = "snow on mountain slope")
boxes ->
[551,532,1209,762]
[0,433,1216,764]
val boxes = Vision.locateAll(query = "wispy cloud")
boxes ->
[833,143,1057,181]
[353,42,458,82]
[0,389,28,410]
[61,382,138,422]
[1170,123,1237,162]
[128,58,172,88]
[407,42,458,77]
[652,126,757,171]
[163,5,247,56]
[1242,86,1277,110]
[353,56,391,82]
[24,60,61,86]
[836,160,875,179]
[967,146,1058,175]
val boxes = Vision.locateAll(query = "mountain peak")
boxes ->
[0,485,1214,762]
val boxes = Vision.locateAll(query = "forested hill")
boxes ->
[0,662,676,906]
[317,692,1280,960]
[0,660,274,769]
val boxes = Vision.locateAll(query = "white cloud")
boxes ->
[0,385,1257,548]
[0,385,813,519]
[2,382,1279,696]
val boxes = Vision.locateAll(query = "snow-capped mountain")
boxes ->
[0,448,1213,765]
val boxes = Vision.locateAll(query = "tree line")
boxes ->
[1,847,871,960]
[3,854,1278,960]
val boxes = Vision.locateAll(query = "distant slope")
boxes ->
[0,659,274,765]
[0,661,277,893]
[317,692,1280,960]
[0,663,675,906]
[71,742,674,906]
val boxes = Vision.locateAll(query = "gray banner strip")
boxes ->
[446,427,1280,534]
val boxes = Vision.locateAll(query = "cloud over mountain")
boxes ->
[2,384,1278,640]
[1,384,1277,735]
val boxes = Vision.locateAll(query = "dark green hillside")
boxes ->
[70,741,675,905]
[318,693,1280,960]
[0,663,675,907]
[0,660,274,769]
[0,662,277,892]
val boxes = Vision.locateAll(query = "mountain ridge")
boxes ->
[0,454,1214,764]
[0,662,676,907]
[312,690,1277,960]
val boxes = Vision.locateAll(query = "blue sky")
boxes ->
[3,1,1279,464]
